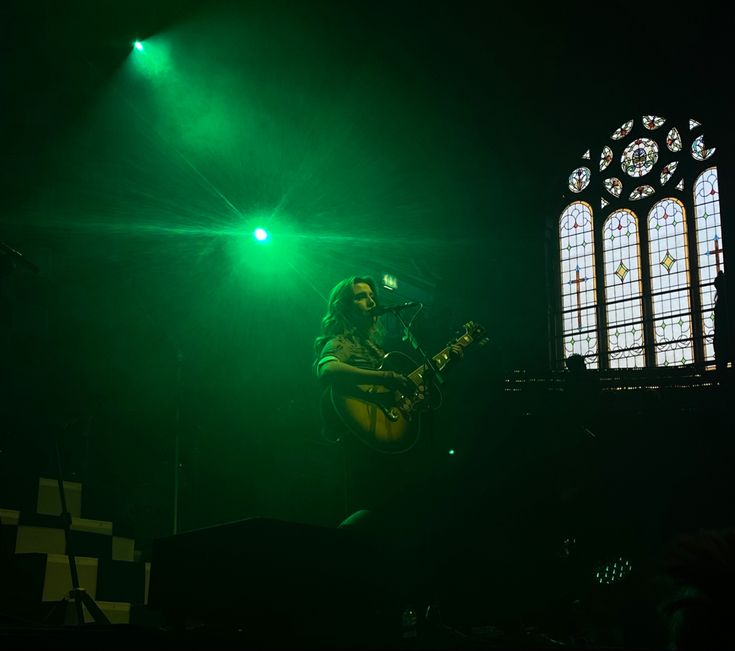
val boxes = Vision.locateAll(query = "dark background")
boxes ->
[1,1,732,612]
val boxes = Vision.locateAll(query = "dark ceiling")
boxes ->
[3,1,731,215]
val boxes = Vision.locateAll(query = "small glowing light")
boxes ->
[133,41,144,52]
[382,274,398,290]
[594,557,633,585]
[253,227,269,242]
[448,449,455,455]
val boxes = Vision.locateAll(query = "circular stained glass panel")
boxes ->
[620,138,659,178]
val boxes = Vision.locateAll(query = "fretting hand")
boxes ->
[449,344,464,360]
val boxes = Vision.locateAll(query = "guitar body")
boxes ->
[324,352,439,454]
[321,321,487,454]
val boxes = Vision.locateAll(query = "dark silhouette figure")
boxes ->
[565,353,587,374]
[563,354,599,437]
[714,271,733,374]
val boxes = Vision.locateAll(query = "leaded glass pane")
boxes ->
[560,202,598,368]
[666,127,682,152]
[608,345,645,368]
[600,146,613,171]
[649,199,689,294]
[604,177,623,198]
[560,203,596,312]
[691,134,716,161]
[611,119,634,140]
[629,185,655,201]
[582,150,590,159]
[648,198,693,366]
[569,167,592,193]
[702,306,715,360]
[689,118,701,131]
[660,161,678,186]
[621,138,659,177]
[694,167,725,361]
[603,209,645,368]
[676,179,684,191]
[694,168,724,284]
[601,198,608,209]
[654,335,695,366]
[652,289,691,320]
[562,306,598,354]
[643,115,665,130]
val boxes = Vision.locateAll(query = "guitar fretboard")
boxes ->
[408,331,476,385]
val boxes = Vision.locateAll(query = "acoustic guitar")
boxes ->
[322,321,488,454]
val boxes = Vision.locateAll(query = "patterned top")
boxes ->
[316,334,385,374]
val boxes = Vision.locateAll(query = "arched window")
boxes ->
[602,209,645,368]
[648,198,693,366]
[559,201,598,367]
[693,167,725,361]
[553,116,725,369]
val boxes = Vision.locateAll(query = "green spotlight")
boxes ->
[130,38,171,78]
[448,449,455,456]
[253,227,269,242]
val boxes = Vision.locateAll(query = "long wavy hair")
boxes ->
[313,275,383,363]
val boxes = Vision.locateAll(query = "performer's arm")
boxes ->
[318,360,410,391]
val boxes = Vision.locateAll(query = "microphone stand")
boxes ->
[391,307,443,614]
[173,346,183,535]
[54,421,110,625]
[1,239,108,624]
[393,308,444,411]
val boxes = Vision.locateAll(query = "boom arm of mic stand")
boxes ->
[394,311,444,394]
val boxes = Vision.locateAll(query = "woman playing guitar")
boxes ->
[314,276,476,534]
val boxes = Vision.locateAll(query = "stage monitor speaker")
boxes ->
[148,517,407,645]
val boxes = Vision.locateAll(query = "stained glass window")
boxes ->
[603,209,645,368]
[643,115,665,130]
[556,116,725,371]
[560,202,598,368]
[660,161,678,186]
[569,167,592,193]
[691,135,716,161]
[694,167,724,361]
[629,185,655,201]
[600,146,613,171]
[604,177,623,198]
[621,138,659,177]
[612,119,634,140]
[666,128,682,152]
[648,198,693,366]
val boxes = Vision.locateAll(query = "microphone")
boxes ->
[371,302,421,316]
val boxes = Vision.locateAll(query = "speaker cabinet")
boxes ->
[149,517,409,645]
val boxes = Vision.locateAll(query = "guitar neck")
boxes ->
[407,331,476,384]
